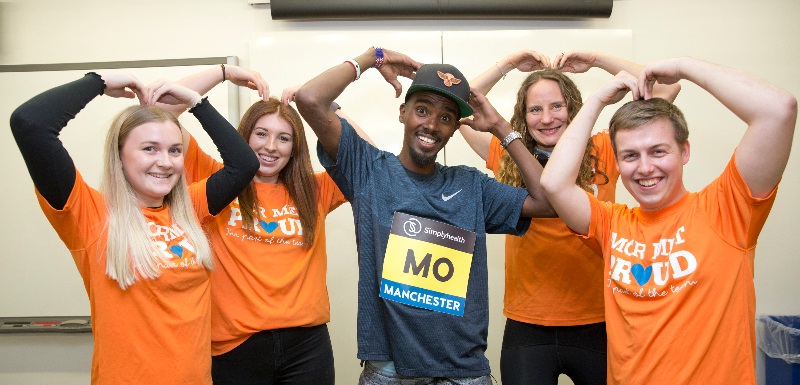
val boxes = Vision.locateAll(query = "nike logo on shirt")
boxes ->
[442,189,462,202]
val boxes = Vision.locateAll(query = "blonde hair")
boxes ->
[100,105,213,290]
[497,69,608,191]
[236,98,319,247]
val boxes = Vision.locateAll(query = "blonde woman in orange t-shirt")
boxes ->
[162,65,371,385]
[10,73,259,385]
[458,50,680,385]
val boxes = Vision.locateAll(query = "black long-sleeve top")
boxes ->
[9,72,258,215]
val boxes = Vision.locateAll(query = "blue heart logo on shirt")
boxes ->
[631,264,652,286]
[169,245,184,259]
[259,220,279,233]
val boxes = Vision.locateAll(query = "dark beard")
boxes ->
[407,129,442,166]
[409,146,438,166]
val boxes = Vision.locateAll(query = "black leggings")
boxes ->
[212,324,335,385]
[500,319,607,385]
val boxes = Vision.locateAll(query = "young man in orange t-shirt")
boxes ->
[540,58,797,384]
[458,50,681,385]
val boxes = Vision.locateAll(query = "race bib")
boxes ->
[379,212,476,316]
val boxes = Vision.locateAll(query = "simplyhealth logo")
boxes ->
[402,216,467,244]
[403,217,422,237]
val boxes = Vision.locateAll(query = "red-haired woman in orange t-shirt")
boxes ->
[162,65,372,385]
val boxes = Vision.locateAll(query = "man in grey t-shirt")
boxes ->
[296,47,554,383]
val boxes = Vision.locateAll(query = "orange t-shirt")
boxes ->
[186,137,347,355]
[37,171,212,385]
[586,157,776,385]
[487,131,618,325]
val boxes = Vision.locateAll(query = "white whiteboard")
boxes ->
[0,61,236,317]
[249,29,633,168]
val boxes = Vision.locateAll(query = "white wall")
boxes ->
[1,1,798,384]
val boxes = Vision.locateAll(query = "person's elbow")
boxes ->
[521,194,557,218]
[778,92,798,128]
[540,169,560,198]
[294,86,326,120]
[539,171,569,219]
[9,106,37,143]
[244,151,260,178]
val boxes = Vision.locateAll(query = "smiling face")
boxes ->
[119,121,184,208]
[523,79,570,152]
[615,117,690,211]
[248,113,293,184]
[398,91,460,174]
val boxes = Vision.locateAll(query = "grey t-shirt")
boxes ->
[318,118,530,377]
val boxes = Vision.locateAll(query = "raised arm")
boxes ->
[295,47,420,159]
[10,72,144,209]
[473,49,552,96]
[459,50,551,160]
[155,65,267,182]
[158,64,269,117]
[146,80,259,215]
[555,50,681,102]
[640,57,797,198]
[282,84,375,146]
[460,89,555,218]
[541,72,640,234]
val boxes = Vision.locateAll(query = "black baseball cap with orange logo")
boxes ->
[405,64,473,118]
